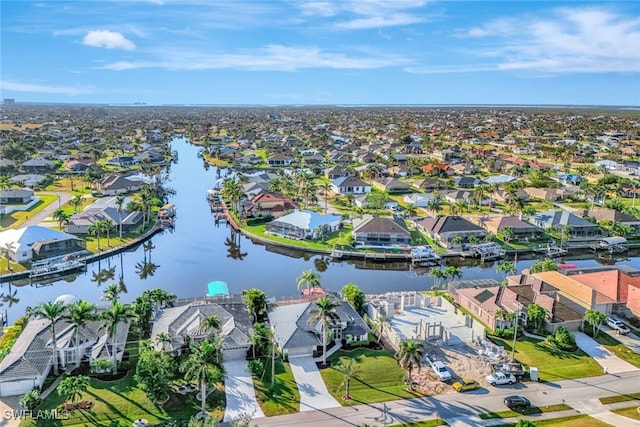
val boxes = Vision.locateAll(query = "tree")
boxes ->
[341,283,365,313]
[584,309,607,337]
[64,300,98,367]
[101,284,120,304]
[451,235,463,249]
[180,340,224,417]
[0,241,14,272]
[202,315,220,341]
[19,389,42,410]
[396,340,424,390]
[444,265,462,282]
[135,346,173,402]
[529,258,558,273]
[100,301,134,372]
[429,267,447,289]
[87,222,103,251]
[308,296,340,366]
[115,195,125,241]
[27,301,66,375]
[57,374,90,406]
[334,358,360,400]
[52,208,70,231]
[296,269,321,297]
[501,226,515,243]
[526,303,549,333]
[370,315,389,343]
[514,419,537,427]
[241,288,267,322]
[71,195,83,213]
[496,261,516,280]
[250,322,270,359]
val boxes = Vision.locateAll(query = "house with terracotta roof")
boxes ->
[421,163,455,177]
[414,216,487,248]
[242,192,298,219]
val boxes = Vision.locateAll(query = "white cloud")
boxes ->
[451,6,640,74]
[0,80,92,95]
[100,44,409,71]
[297,1,336,17]
[83,30,136,50]
[334,14,426,30]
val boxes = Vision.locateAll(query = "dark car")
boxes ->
[504,395,531,410]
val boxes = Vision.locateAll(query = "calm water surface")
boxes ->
[3,138,640,321]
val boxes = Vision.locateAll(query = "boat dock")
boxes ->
[30,254,87,280]
[590,236,628,254]
[535,242,568,257]
[468,242,506,261]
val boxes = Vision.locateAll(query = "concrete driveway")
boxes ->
[288,356,340,412]
[222,360,265,422]
[574,332,639,374]
[604,328,640,354]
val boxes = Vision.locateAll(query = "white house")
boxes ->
[0,226,85,262]
[331,176,371,195]
[265,210,341,240]
[403,193,434,208]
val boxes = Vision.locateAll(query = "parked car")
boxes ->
[486,372,517,386]
[606,317,630,335]
[504,395,531,410]
[452,379,480,392]
[431,361,452,382]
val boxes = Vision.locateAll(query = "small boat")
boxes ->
[557,263,578,269]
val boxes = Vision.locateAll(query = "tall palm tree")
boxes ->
[71,195,84,213]
[308,296,340,365]
[370,315,389,343]
[296,269,321,297]
[0,241,14,272]
[87,222,103,251]
[101,284,120,304]
[52,208,70,231]
[101,301,134,372]
[201,315,220,341]
[396,340,424,391]
[64,300,98,367]
[320,182,332,213]
[99,219,115,247]
[155,332,172,352]
[27,301,67,375]
[180,340,223,417]
[115,196,125,241]
[57,374,90,407]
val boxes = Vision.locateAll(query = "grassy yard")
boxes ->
[599,392,640,404]
[390,420,446,427]
[243,223,353,251]
[488,336,603,381]
[252,356,300,416]
[499,414,612,427]
[19,372,221,426]
[612,405,640,421]
[0,194,58,230]
[320,348,424,406]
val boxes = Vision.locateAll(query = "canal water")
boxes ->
[3,138,640,321]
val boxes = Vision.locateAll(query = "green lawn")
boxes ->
[19,373,219,426]
[390,420,446,427]
[499,414,612,427]
[599,392,640,404]
[252,356,300,416]
[612,405,640,420]
[479,403,572,419]
[320,348,424,406]
[243,223,353,251]
[488,336,603,381]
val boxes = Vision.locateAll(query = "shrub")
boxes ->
[548,326,577,351]
[91,358,114,374]
[0,316,28,362]
[248,359,263,376]
[19,389,42,410]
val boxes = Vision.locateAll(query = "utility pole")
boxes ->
[271,331,276,388]
[511,307,520,361]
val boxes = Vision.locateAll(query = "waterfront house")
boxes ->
[331,176,371,195]
[478,215,543,241]
[106,155,138,167]
[268,297,370,358]
[151,300,252,361]
[0,305,130,397]
[67,196,143,234]
[0,226,85,262]
[352,216,411,247]
[414,215,487,248]
[532,209,604,239]
[583,208,640,235]
[243,192,298,219]
[265,210,341,240]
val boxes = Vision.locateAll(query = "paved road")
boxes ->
[253,370,640,426]
[21,192,72,228]
[223,360,265,422]
[288,357,340,412]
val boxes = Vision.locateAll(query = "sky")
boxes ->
[1,1,639,106]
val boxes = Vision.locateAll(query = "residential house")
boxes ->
[331,176,371,195]
[268,297,370,357]
[583,208,640,235]
[403,193,434,208]
[372,177,411,193]
[0,226,86,262]
[99,174,144,196]
[267,154,294,167]
[151,300,252,361]
[477,215,543,241]
[421,163,455,177]
[0,189,34,204]
[524,187,572,202]
[22,156,53,173]
[106,156,138,167]
[0,304,130,396]
[455,176,485,189]
[412,178,449,191]
[65,160,92,173]
[414,216,487,248]
[324,166,349,180]
[266,210,341,240]
[443,190,475,205]
[387,164,410,177]
[532,209,604,239]
[352,216,411,247]
[67,196,143,234]
[243,192,298,219]
[9,174,46,189]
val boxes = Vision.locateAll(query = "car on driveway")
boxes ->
[606,317,630,335]
[452,379,480,392]
[431,361,452,382]
[486,372,517,386]
[504,395,531,410]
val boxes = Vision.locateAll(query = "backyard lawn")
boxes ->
[19,373,220,426]
[320,348,424,406]
[489,336,603,381]
[252,356,300,416]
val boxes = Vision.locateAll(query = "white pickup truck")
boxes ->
[486,371,517,386]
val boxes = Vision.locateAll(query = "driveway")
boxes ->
[604,328,640,354]
[288,356,340,412]
[222,360,265,422]
[574,332,639,374]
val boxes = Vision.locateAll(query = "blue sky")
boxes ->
[1,1,639,106]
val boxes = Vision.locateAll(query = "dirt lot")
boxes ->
[413,343,494,396]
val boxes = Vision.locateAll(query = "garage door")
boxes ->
[287,346,312,357]
[222,346,248,362]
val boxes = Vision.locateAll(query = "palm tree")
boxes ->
[584,309,607,337]
[320,182,332,213]
[370,315,389,343]
[71,195,84,213]
[428,267,447,289]
[52,208,70,231]
[115,196,125,241]
[0,241,14,272]
[101,301,134,372]
[57,374,90,407]
[201,315,220,341]
[308,296,340,366]
[101,284,120,304]
[526,303,549,333]
[99,219,115,247]
[250,322,270,359]
[334,358,360,400]
[27,301,67,375]
[180,340,223,418]
[496,260,516,280]
[396,340,424,390]
[155,332,172,352]
[221,178,243,214]
[296,269,321,297]
[64,300,98,367]
[87,222,103,251]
